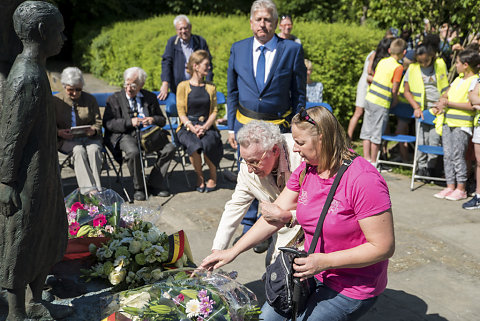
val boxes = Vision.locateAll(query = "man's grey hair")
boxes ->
[250,0,278,23]
[173,15,190,27]
[61,67,84,87]
[237,120,284,152]
[123,67,147,86]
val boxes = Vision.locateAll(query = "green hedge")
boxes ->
[83,15,382,126]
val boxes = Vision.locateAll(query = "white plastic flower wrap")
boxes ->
[82,206,195,290]
[102,268,262,321]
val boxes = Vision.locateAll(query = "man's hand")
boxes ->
[141,117,155,126]
[260,201,291,226]
[131,117,142,127]
[228,132,237,149]
[58,128,73,140]
[157,83,169,100]
[0,183,20,216]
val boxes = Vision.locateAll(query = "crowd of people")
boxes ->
[350,24,480,210]
[53,0,480,319]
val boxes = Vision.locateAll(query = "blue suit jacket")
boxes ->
[227,35,306,131]
[161,34,213,94]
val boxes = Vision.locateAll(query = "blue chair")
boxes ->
[91,92,112,107]
[410,109,445,190]
[376,104,416,170]
[306,101,332,113]
[215,91,229,131]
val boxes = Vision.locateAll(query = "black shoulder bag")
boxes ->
[263,157,357,319]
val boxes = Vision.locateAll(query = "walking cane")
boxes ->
[129,104,149,200]
[135,125,149,200]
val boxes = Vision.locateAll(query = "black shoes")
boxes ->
[148,186,170,197]
[133,190,146,201]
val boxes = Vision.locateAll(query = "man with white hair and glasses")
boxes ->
[211,120,302,265]
[104,67,175,201]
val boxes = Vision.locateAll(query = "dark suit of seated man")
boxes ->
[103,67,175,201]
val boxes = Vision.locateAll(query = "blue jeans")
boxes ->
[260,279,377,321]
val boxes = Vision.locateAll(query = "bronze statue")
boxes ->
[0,0,23,107]
[0,1,69,320]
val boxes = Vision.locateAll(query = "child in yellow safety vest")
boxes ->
[432,49,480,201]
[360,38,406,167]
[401,41,449,178]
[462,77,480,209]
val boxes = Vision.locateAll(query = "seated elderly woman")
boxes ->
[54,67,103,194]
[201,106,394,320]
[176,49,223,192]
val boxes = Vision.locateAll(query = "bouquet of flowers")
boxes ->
[65,188,125,239]
[104,269,261,321]
[83,220,195,289]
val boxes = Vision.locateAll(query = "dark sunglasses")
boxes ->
[298,107,317,126]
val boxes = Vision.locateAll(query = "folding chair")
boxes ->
[306,101,333,113]
[159,92,191,188]
[376,104,416,170]
[410,109,445,190]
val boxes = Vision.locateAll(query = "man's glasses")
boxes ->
[241,150,267,170]
[298,107,317,126]
[124,82,138,90]
[65,86,82,92]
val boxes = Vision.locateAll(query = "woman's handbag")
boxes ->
[140,125,170,153]
[263,157,357,319]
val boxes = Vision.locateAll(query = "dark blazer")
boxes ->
[161,34,213,94]
[227,35,306,131]
[103,89,167,149]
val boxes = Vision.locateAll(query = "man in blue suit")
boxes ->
[226,0,306,253]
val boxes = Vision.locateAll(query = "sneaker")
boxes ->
[445,189,467,201]
[462,195,480,210]
[433,187,454,199]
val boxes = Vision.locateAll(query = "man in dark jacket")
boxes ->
[104,67,175,200]
[157,15,213,100]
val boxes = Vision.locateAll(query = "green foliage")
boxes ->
[83,15,382,126]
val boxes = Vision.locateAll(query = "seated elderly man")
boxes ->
[55,67,103,194]
[211,120,302,265]
[103,67,175,201]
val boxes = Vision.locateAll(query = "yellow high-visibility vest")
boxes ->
[445,74,478,127]
[399,58,449,110]
[365,57,401,108]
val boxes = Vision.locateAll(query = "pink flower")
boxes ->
[104,225,114,233]
[70,202,84,213]
[93,214,107,227]
[87,205,99,217]
[172,293,185,305]
[198,289,207,299]
[69,222,80,236]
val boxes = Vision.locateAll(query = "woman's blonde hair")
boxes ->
[292,106,356,173]
[187,50,210,76]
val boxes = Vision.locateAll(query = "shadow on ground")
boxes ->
[242,280,449,321]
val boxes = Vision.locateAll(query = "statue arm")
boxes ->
[0,79,38,184]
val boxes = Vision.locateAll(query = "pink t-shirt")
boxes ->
[287,157,392,300]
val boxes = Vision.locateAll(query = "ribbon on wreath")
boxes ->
[163,230,194,269]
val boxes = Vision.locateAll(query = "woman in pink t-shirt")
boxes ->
[201,106,394,321]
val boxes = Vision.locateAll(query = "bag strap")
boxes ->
[307,156,357,255]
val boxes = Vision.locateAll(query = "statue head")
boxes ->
[13,1,65,57]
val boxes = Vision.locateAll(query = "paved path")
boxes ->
[57,137,480,320]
